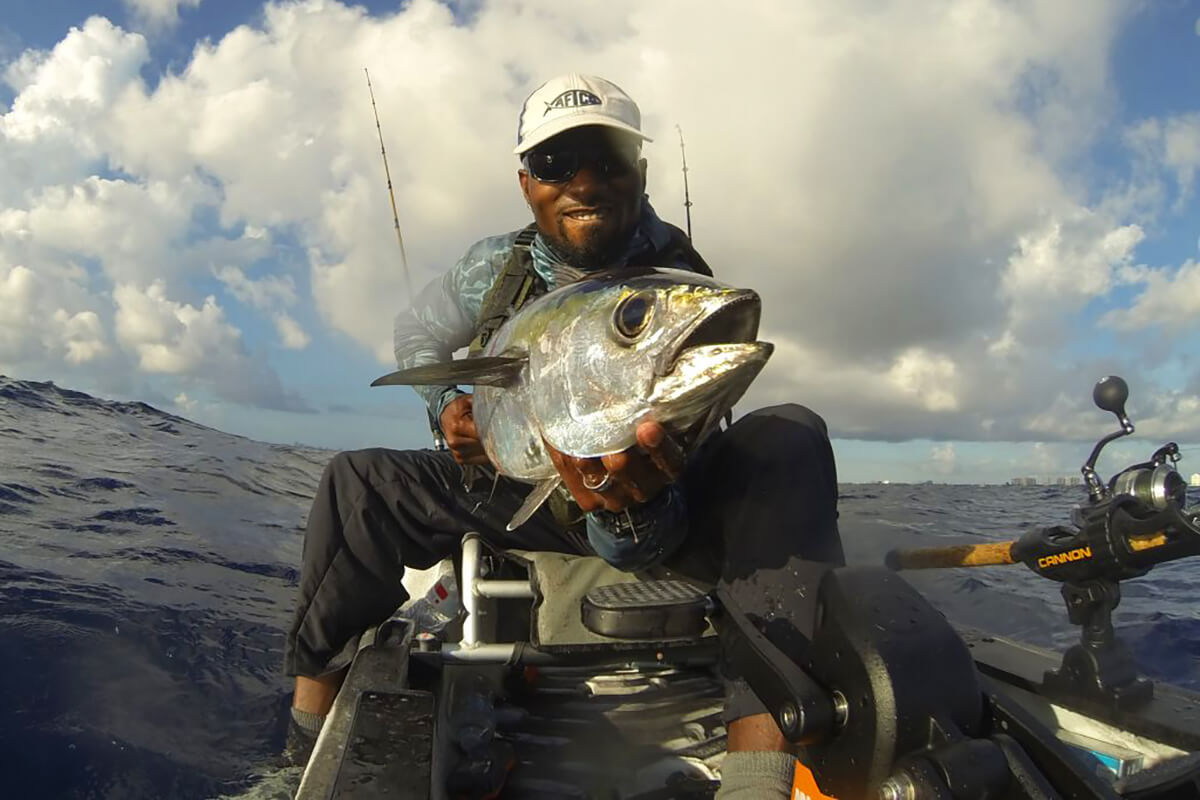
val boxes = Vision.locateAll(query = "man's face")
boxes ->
[518,126,647,268]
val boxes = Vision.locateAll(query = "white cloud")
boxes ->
[957,210,1149,437]
[1,17,146,131]
[274,313,310,350]
[745,337,968,440]
[1163,115,1200,203]
[0,16,294,408]
[0,260,109,369]
[214,265,297,309]
[1,18,148,199]
[215,265,311,350]
[4,177,209,285]
[113,282,309,410]
[887,349,961,413]
[2,0,1196,444]
[1102,259,1200,332]
[114,282,240,374]
[1124,113,1200,211]
[55,309,108,364]
[1026,393,1095,439]
[122,0,202,31]
[1002,215,1141,303]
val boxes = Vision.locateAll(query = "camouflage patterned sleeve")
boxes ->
[392,233,518,432]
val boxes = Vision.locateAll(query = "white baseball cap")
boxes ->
[514,73,652,155]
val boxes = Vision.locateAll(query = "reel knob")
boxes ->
[1094,376,1129,419]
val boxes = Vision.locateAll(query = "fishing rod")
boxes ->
[364,67,414,303]
[887,375,1200,711]
[675,124,693,241]
[365,68,443,449]
[887,377,1199,577]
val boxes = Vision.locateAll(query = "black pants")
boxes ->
[284,403,844,722]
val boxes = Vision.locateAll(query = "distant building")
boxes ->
[1054,476,1082,487]
[1190,473,1200,487]
[1010,477,1039,486]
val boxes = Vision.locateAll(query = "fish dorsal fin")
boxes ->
[506,476,562,532]
[548,263,587,287]
[370,355,526,388]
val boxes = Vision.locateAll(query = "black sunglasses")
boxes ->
[522,141,640,183]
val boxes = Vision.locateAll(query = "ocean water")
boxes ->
[0,376,1196,798]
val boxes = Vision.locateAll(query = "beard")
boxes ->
[544,217,634,269]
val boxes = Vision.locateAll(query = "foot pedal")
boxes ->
[582,580,711,640]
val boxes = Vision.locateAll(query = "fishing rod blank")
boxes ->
[675,124,693,241]
[365,67,414,303]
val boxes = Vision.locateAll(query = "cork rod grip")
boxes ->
[885,541,1017,571]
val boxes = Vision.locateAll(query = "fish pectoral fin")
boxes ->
[370,356,526,388]
[506,476,562,532]
[695,400,727,444]
[548,263,587,286]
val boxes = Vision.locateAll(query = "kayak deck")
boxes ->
[297,546,1200,798]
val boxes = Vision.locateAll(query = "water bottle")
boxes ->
[397,560,463,634]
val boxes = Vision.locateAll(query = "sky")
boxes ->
[2,0,1200,484]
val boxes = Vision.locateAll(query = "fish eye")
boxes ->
[612,291,655,342]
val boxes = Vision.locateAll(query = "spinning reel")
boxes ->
[888,376,1200,711]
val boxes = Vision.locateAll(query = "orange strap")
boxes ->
[792,760,838,799]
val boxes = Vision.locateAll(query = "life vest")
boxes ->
[466,221,711,357]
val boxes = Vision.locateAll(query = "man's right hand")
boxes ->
[440,394,491,466]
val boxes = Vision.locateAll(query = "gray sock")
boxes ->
[290,706,326,736]
[716,751,795,799]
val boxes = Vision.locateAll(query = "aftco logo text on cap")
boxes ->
[544,90,601,115]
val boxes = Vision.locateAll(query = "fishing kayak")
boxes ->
[293,543,1199,799]
[295,376,1200,798]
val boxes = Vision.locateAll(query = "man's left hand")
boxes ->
[545,419,684,513]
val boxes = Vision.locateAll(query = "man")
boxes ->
[284,74,844,797]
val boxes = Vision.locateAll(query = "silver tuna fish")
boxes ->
[372,266,773,529]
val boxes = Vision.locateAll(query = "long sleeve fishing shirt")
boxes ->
[392,202,698,569]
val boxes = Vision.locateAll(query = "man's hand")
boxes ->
[439,394,491,466]
[545,419,684,513]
